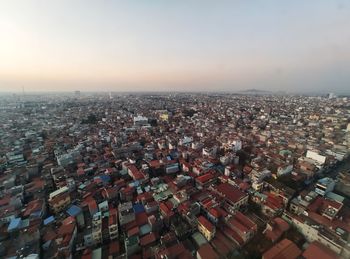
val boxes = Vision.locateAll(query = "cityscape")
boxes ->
[0,92,350,258]
[1,1,350,259]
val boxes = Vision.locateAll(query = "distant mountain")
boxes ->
[241,89,270,93]
[238,89,272,95]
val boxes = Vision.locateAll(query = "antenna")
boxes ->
[22,85,25,96]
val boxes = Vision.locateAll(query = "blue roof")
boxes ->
[139,224,152,235]
[44,216,55,225]
[31,210,42,218]
[67,205,82,216]
[133,203,145,214]
[99,175,110,183]
[129,180,140,187]
[8,217,21,232]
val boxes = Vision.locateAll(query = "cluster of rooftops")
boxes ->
[0,92,349,258]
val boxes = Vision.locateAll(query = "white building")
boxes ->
[232,139,242,152]
[133,115,148,126]
[306,150,326,165]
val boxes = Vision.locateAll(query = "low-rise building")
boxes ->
[213,183,248,213]
[197,215,215,241]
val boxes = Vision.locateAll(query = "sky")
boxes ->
[0,0,350,93]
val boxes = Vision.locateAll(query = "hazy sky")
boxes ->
[1,1,350,93]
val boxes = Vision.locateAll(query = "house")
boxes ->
[56,217,77,256]
[91,212,102,244]
[109,210,118,240]
[66,205,85,227]
[264,217,290,243]
[48,187,71,214]
[22,198,46,219]
[101,186,119,200]
[195,171,216,187]
[282,212,348,255]
[127,164,145,182]
[315,177,335,196]
[197,215,215,241]
[118,202,135,226]
[213,183,248,213]
[225,211,257,243]
[262,193,284,217]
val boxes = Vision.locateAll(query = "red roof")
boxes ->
[265,217,290,242]
[229,218,249,233]
[127,226,139,237]
[239,182,250,191]
[109,207,117,215]
[302,241,338,259]
[140,232,157,247]
[196,172,215,184]
[216,183,246,203]
[262,239,301,259]
[223,226,244,246]
[308,196,343,212]
[23,199,43,217]
[177,201,191,214]
[62,216,75,225]
[243,165,253,174]
[109,214,117,225]
[211,233,232,256]
[165,200,174,210]
[109,241,120,255]
[216,207,229,218]
[197,243,219,259]
[265,193,284,210]
[0,196,11,206]
[209,208,220,218]
[121,186,134,194]
[128,165,145,180]
[114,178,126,187]
[86,198,98,214]
[102,186,119,199]
[159,202,174,217]
[235,211,257,231]
[274,217,290,232]
[81,250,92,259]
[149,160,162,168]
[136,212,148,226]
[58,221,75,236]
[77,168,85,176]
[198,215,214,232]
[137,192,154,203]
[43,228,57,242]
[156,242,190,259]
[124,220,137,231]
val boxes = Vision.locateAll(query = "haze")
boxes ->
[0,0,350,93]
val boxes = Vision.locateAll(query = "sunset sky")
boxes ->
[0,0,349,93]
